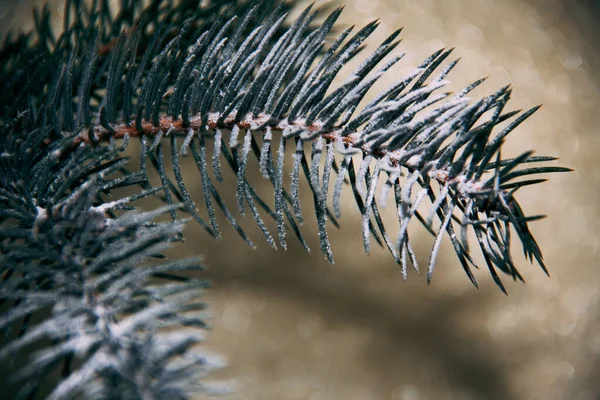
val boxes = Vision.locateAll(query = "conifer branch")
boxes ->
[39,0,567,292]
[0,127,216,398]
[0,0,570,397]
[2,0,570,290]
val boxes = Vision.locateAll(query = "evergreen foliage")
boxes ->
[0,0,568,398]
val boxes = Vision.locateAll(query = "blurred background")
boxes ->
[2,0,599,399]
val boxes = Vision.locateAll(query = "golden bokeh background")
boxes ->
[2,0,599,399]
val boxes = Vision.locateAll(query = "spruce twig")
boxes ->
[0,0,569,397]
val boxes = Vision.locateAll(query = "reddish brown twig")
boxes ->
[72,112,489,199]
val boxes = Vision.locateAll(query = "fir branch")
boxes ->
[0,0,570,395]
[3,0,569,291]
[0,104,213,399]
[42,1,566,290]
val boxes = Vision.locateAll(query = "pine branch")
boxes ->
[0,0,570,396]
[0,114,217,398]
[3,0,569,290]
[48,1,567,290]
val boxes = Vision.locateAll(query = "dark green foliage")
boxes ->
[0,0,568,397]
[0,118,214,398]
[51,0,565,290]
